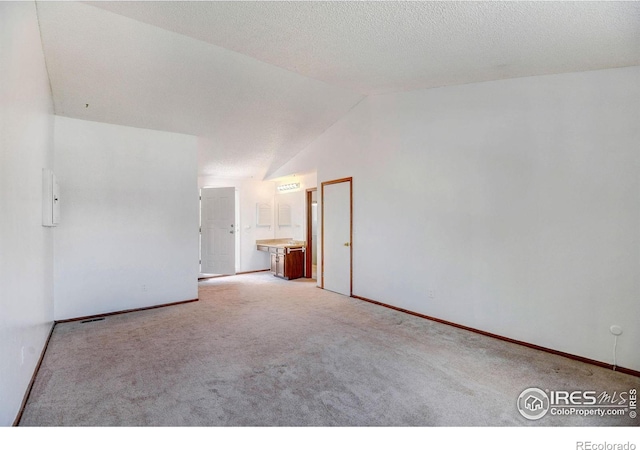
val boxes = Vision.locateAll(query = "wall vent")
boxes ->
[80,317,105,324]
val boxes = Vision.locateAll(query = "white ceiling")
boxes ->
[36,1,640,179]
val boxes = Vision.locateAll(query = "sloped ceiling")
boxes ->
[36,1,640,179]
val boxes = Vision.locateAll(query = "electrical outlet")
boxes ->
[428,289,435,299]
[141,284,147,292]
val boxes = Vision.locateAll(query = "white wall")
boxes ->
[54,117,198,320]
[0,2,55,425]
[273,172,317,241]
[273,66,640,371]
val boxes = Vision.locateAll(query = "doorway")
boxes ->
[200,187,236,277]
[321,177,352,296]
[305,188,318,279]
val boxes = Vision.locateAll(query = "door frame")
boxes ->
[305,188,317,279]
[321,177,353,295]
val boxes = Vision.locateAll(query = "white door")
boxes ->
[201,187,236,275]
[322,178,352,296]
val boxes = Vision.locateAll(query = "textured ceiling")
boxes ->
[36,1,640,179]
[86,1,640,95]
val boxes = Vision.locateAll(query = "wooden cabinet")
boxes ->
[268,247,304,280]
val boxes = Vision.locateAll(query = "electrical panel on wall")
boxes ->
[42,168,60,227]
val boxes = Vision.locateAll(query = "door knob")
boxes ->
[230,231,234,234]
[344,242,350,247]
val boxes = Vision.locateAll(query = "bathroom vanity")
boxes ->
[256,239,305,280]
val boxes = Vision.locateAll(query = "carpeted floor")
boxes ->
[20,273,638,426]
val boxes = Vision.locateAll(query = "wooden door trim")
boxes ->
[320,177,353,295]
[322,177,353,186]
[305,188,317,279]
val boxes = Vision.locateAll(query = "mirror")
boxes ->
[278,203,292,227]
[256,202,272,227]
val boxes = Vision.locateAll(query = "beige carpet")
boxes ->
[20,273,638,426]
